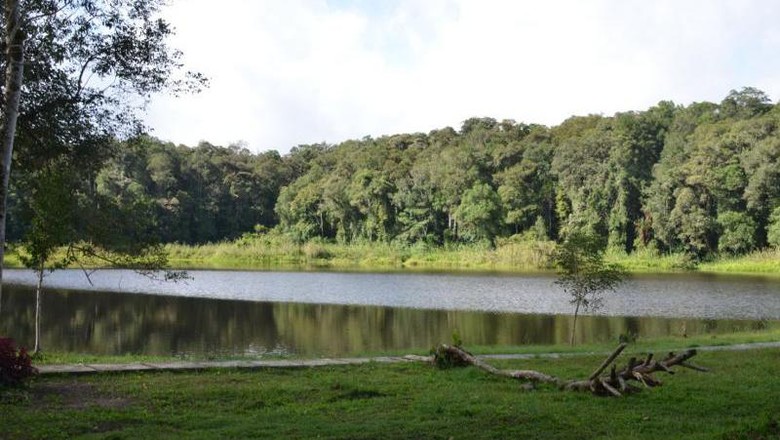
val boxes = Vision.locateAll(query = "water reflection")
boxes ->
[5,269,780,319]
[1,285,774,357]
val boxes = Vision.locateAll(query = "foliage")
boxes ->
[553,231,626,345]
[1,0,204,285]
[553,232,626,312]
[6,88,780,262]
[0,338,36,387]
[1,0,203,350]
[6,0,206,172]
[769,207,780,249]
[717,211,757,255]
[16,165,76,271]
[455,182,502,244]
[15,158,189,272]
[431,330,467,369]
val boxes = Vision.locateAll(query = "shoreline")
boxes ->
[6,237,780,276]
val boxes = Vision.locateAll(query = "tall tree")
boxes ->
[0,0,205,292]
[0,0,24,299]
[455,182,502,244]
[767,207,780,249]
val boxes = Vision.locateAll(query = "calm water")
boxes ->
[1,269,779,357]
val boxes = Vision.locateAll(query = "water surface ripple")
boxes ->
[5,269,780,320]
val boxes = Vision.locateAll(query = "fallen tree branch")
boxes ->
[431,344,708,397]
[588,343,627,380]
[433,344,561,385]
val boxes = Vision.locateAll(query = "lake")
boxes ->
[1,269,779,357]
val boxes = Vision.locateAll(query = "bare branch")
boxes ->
[588,343,627,380]
[430,344,707,398]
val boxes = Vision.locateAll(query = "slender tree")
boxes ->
[17,165,73,353]
[553,232,625,345]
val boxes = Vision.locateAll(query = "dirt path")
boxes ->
[36,340,780,376]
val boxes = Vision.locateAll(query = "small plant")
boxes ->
[618,332,638,344]
[0,338,37,387]
[553,231,626,345]
[451,329,463,348]
[431,330,468,369]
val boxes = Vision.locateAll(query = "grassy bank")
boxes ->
[162,232,780,275]
[5,233,779,275]
[3,347,778,439]
[698,248,780,274]
[163,234,556,273]
[27,325,780,366]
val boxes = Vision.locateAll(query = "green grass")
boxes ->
[163,234,780,275]
[6,232,779,275]
[605,247,697,272]
[453,327,780,357]
[29,326,780,366]
[699,249,780,275]
[30,350,309,367]
[30,352,196,366]
[3,348,779,439]
[163,234,557,273]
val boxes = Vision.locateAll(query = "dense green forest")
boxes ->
[11,87,780,260]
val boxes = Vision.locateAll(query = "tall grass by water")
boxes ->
[164,232,557,272]
[164,231,780,275]
[5,230,778,275]
[698,248,780,275]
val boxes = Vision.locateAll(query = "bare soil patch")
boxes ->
[29,380,132,410]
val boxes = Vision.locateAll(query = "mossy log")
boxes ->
[431,343,708,397]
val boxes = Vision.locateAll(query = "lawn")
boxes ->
[2,348,779,439]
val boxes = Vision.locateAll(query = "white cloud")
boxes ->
[145,0,780,153]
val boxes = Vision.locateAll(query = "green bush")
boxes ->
[768,207,780,249]
[717,211,756,255]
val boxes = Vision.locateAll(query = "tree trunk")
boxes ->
[570,300,581,346]
[0,0,25,297]
[34,260,44,354]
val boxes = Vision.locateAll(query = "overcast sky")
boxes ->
[144,0,780,154]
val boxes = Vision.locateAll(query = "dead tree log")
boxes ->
[431,343,708,397]
[433,344,561,385]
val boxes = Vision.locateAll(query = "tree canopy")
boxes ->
[1,0,206,274]
[6,88,780,262]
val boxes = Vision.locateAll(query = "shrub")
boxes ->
[717,211,756,255]
[768,207,780,249]
[0,338,37,387]
[303,241,332,260]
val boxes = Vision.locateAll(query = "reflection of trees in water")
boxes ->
[0,285,776,357]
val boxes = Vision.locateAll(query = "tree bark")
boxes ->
[434,344,562,385]
[587,343,627,380]
[0,0,25,298]
[33,261,43,354]
[570,300,580,346]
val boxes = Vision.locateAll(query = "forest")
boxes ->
[9,87,780,260]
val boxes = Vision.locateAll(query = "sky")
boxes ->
[144,0,780,154]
